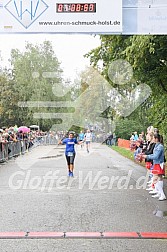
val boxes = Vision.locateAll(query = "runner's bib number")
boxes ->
[67,152,74,157]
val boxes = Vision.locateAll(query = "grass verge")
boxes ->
[111,145,167,178]
[111,146,135,162]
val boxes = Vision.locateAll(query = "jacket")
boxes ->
[147,142,164,164]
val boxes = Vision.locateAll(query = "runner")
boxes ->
[78,130,85,148]
[84,129,92,153]
[58,132,83,177]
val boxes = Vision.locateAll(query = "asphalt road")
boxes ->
[0,143,167,252]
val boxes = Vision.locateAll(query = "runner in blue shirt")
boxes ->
[58,132,83,177]
[78,130,85,148]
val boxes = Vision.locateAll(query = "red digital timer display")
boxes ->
[56,3,96,13]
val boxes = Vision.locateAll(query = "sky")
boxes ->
[0,34,101,82]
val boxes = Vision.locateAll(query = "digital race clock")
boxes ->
[56,3,96,13]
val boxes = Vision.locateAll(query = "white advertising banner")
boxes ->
[123,0,167,34]
[0,0,122,33]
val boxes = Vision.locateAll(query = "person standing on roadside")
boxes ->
[58,132,83,177]
[144,132,156,187]
[143,133,166,201]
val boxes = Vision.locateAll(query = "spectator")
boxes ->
[143,133,166,201]
[134,140,143,162]
[140,131,145,141]
[143,132,156,176]
[112,133,116,146]
[133,132,139,141]
[130,133,135,150]
[147,125,154,134]
[106,133,113,146]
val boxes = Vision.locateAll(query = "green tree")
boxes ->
[8,41,63,129]
[85,35,167,142]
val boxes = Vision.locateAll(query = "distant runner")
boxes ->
[58,132,83,177]
[84,129,92,153]
[78,130,85,148]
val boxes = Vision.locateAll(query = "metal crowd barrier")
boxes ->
[41,135,58,145]
[0,140,29,162]
[0,135,59,163]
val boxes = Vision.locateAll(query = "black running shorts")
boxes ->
[65,153,76,165]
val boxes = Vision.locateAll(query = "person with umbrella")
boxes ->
[18,126,30,133]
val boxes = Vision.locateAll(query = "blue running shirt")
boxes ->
[62,138,78,155]
[79,133,84,141]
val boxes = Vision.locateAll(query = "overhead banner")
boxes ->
[1,0,167,34]
[0,0,122,33]
[123,0,167,34]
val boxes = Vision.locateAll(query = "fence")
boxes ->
[41,135,58,145]
[0,135,59,163]
[117,138,131,149]
[0,140,29,162]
